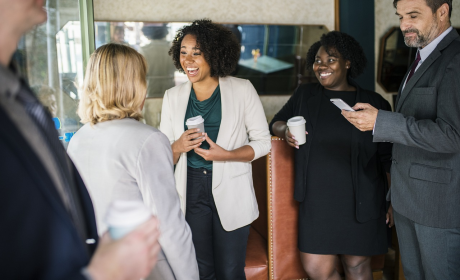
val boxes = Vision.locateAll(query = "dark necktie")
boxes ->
[17,81,87,241]
[406,51,421,83]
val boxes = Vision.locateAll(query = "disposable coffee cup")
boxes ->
[105,200,152,240]
[186,115,205,133]
[287,116,307,145]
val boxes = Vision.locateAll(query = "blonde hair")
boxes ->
[78,43,147,124]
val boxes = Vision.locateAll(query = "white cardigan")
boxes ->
[68,118,199,280]
[160,76,271,231]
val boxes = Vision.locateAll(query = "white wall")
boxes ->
[93,0,335,31]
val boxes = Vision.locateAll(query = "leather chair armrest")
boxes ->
[268,136,308,279]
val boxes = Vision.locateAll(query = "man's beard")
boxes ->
[402,16,438,48]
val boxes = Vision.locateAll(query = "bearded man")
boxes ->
[341,0,460,279]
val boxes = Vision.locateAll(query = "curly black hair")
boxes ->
[305,31,367,79]
[169,19,240,77]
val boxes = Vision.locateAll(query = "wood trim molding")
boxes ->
[377,26,399,93]
[335,0,340,31]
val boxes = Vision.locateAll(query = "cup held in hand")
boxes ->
[287,116,307,145]
[105,200,152,240]
[186,115,205,139]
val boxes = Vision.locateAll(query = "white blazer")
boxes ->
[160,76,271,231]
[68,118,199,280]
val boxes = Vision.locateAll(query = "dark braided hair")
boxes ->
[169,19,240,77]
[305,31,367,79]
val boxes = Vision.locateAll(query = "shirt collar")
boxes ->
[0,62,21,100]
[418,26,453,62]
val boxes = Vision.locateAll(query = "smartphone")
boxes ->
[330,98,355,111]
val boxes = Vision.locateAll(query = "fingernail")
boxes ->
[292,136,296,139]
[295,141,298,145]
[296,146,299,149]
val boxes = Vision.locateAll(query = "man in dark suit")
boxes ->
[342,0,460,279]
[0,0,160,279]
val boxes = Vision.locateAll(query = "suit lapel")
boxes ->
[396,28,459,112]
[305,85,322,133]
[353,84,371,162]
[394,70,407,110]
[216,77,233,150]
[396,51,440,111]
[213,77,234,188]
[174,81,192,139]
[0,108,75,228]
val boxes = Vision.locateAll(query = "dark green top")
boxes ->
[184,85,222,170]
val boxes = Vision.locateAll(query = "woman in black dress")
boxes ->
[270,31,394,280]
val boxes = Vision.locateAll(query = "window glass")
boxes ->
[13,0,84,148]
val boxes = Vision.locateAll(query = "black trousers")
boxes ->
[186,167,250,280]
[394,210,460,280]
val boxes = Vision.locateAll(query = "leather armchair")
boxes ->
[245,136,386,280]
[245,146,269,279]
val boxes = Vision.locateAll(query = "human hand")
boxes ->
[285,127,308,149]
[87,217,161,280]
[172,128,205,154]
[341,103,378,131]
[194,133,229,161]
[386,204,394,228]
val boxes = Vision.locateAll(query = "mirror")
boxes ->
[378,26,460,93]
[94,22,329,97]
[377,27,416,93]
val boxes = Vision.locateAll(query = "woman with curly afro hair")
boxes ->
[160,19,271,279]
[269,31,393,280]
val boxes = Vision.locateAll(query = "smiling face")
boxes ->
[396,0,446,48]
[179,34,215,85]
[313,46,351,91]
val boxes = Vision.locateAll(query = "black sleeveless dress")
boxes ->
[297,89,387,256]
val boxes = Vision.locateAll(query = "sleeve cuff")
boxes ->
[81,267,94,280]
[247,139,271,161]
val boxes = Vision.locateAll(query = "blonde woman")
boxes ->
[68,43,199,280]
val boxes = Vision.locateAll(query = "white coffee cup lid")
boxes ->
[287,116,306,126]
[105,200,151,228]
[186,115,204,125]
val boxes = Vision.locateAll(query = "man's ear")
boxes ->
[438,3,449,21]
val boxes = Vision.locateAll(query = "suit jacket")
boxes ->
[269,81,393,223]
[68,118,199,280]
[160,76,271,231]
[0,65,98,279]
[374,28,460,228]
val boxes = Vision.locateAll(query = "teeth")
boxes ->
[320,73,332,77]
[187,68,198,71]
